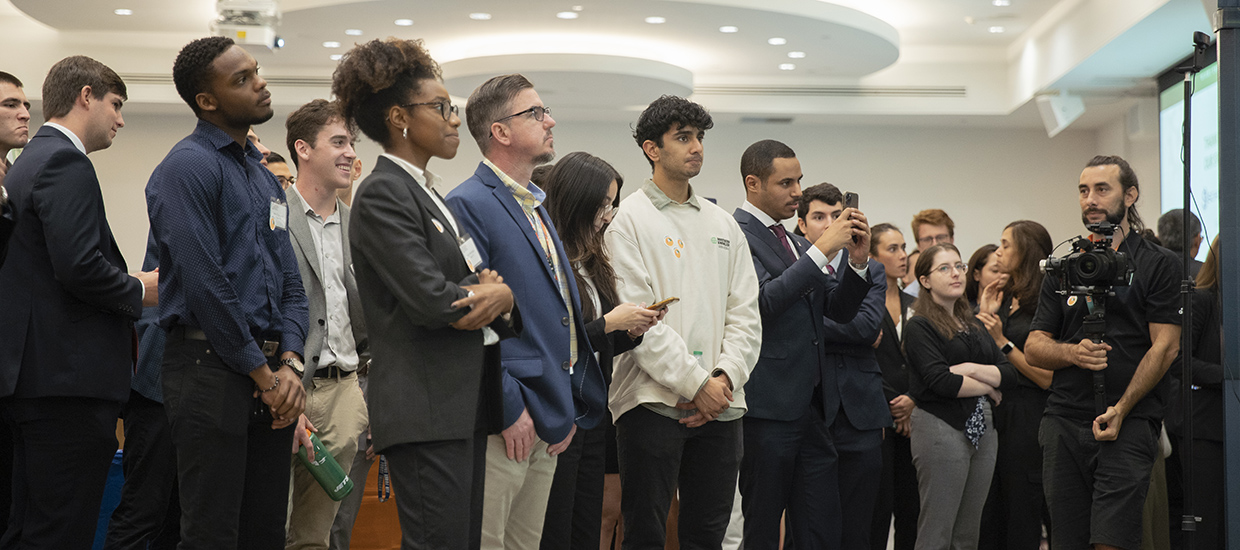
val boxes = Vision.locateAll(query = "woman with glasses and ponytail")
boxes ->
[538,151,662,550]
[904,243,1016,550]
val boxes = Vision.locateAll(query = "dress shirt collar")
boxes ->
[43,122,86,155]
[483,158,546,208]
[740,200,786,229]
[289,183,340,224]
[381,153,444,192]
[641,178,701,210]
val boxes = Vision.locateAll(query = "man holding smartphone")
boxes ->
[733,141,875,549]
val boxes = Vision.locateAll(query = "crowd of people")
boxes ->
[0,34,1222,550]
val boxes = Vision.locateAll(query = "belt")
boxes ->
[173,326,280,358]
[314,365,354,379]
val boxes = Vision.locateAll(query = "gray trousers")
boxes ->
[909,404,997,550]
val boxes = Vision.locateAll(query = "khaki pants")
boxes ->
[481,434,558,550]
[286,372,369,550]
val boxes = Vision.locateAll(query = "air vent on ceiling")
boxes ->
[740,117,795,124]
[695,85,967,98]
[120,74,332,88]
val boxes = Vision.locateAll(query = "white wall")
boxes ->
[85,111,1141,270]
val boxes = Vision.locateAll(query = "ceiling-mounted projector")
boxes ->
[211,0,282,50]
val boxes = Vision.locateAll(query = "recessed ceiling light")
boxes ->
[992,0,1011,5]
[788,51,806,58]
[719,26,739,33]
[394,18,413,26]
[645,16,666,24]
[345,29,362,36]
[572,5,584,11]
[779,63,796,71]
[330,54,343,61]
[988,26,1005,33]
[113,8,132,15]
[557,11,579,19]
[470,13,492,20]
[768,37,787,45]
[323,41,341,48]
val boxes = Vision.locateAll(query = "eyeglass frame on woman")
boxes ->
[932,262,969,276]
[596,203,617,219]
[400,100,458,121]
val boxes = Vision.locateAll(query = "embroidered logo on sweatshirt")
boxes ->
[665,236,684,258]
[711,237,730,250]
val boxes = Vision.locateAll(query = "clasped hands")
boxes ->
[675,371,734,428]
[451,268,514,330]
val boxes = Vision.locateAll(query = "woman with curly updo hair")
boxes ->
[333,38,518,549]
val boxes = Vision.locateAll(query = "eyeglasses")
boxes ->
[494,105,552,124]
[933,262,968,276]
[402,100,458,121]
[597,203,616,219]
[918,234,952,246]
[275,175,295,186]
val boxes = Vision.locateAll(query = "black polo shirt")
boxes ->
[1031,230,1180,422]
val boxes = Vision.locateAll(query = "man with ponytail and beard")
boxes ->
[1025,155,1181,550]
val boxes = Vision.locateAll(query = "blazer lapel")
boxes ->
[735,209,795,269]
[484,171,561,290]
[373,156,460,242]
[285,190,321,285]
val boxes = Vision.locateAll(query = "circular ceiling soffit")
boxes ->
[443,54,694,109]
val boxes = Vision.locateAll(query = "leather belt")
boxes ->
[314,365,353,379]
[173,326,280,358]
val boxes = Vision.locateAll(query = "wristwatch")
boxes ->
[280,356,305,377]
[1000,341,1015,355]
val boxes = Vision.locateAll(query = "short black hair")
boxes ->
[1156,208,1201,253]
[0,71,22,88]
[173,36,235,116]
[797,182,843,220]
[740,139,796,184]
[632,95,713,168]
[266,151,286,165]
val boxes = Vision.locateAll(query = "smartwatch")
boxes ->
[1000,341,1015,355]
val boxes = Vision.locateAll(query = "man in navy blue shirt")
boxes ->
[146,36,309,549]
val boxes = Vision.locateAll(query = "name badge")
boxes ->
[459,233,483,272]
[269,197,288,231]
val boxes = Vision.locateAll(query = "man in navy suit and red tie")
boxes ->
[733,140,874,549]
[0,55,158,549]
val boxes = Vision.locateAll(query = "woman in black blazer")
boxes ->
[868,223,919,550]
[538,152,662,550]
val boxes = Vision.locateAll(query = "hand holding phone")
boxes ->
[648,297,680,311]
[843,192,860,244]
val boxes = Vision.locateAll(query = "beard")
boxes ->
[1081,201,1125,230]
[533,150,556,165]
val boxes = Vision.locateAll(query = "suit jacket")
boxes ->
[285,187,369,388]
[0,162,13,267]
[0,126,141,402]
[446,162,606,444]
[733,209,870,422]
[876,289,917,403]
[821,250,893,431]
[349,156,517,451]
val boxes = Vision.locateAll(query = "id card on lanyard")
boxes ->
[269,197,288,232]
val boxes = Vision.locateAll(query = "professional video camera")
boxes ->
[1038,221,1135,427]
[1040,221,1133,297]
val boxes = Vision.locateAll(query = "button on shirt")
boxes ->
[146,119,309,373]
[290,185,359,372]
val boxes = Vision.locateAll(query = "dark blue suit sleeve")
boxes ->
[821,261,886,344]
[753,251,830,318]
[31,149,141,318]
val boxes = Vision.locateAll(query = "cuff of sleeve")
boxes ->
[677,363,713,401]
[281,335,306,361]
[849,262,869,278]
[805,245,829,269]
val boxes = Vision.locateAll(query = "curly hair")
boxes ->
[632,95,713,168]
[331,38,441,148]
[173,37,234,116]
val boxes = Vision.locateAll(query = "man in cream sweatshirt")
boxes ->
[604,95,761,549]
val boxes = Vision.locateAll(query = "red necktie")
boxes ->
[769,224,795,263]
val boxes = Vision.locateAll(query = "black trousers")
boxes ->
[162,335,294,550]
[541,423,606,550]
[616,406,742,550]
[871,428,919,550]
[979,386,1050,550]
[0,395,122,550]
[826,411,883,550]
[103,390,181,550]
[384,429,487,550]
[740,408,834,550]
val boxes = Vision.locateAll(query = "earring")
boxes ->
[403,127,408,140]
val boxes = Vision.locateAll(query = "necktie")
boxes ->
[769,224,796,263]
[826,264,836,276]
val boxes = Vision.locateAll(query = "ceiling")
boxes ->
[0,0,1214,130]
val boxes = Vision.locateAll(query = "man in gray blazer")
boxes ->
[282,99,370,550]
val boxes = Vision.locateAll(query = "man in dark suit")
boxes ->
[445,74,606,549]
[283,99,371,550]
[796,182,891,549]
[0,55,158,549]
[733,140,873,549]
[0,71,29,269]
[333,36,518,550]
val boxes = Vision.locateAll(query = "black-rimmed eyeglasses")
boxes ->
[494,105,552,124]
[402,100,459,121]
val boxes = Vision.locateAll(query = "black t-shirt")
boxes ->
[1030,230,1181,422]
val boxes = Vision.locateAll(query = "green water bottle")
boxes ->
[296,431,354,501]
